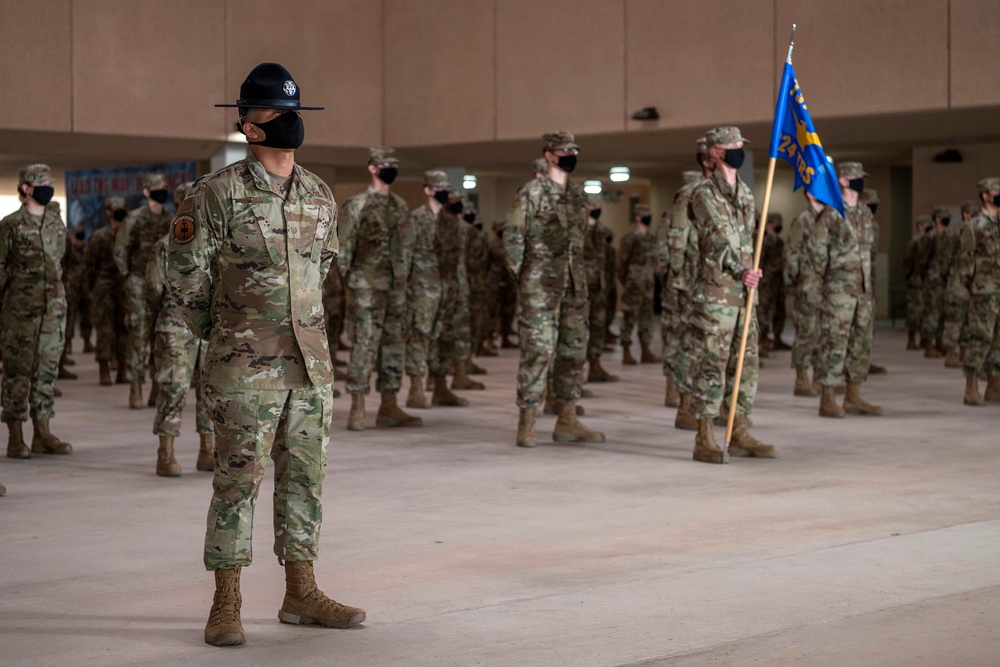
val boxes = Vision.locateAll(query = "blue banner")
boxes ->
[769,62,844,216]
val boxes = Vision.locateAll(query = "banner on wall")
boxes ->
[65,161,198,236]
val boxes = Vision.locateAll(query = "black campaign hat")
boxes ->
[216,62,324,110]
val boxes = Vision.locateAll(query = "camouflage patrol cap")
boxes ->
[932,206,951,220]
[423,170,449,189]
[542,131,580,153]
[492,219,506,231]
[961,200,980,216]
[837,162,868,179]
[587,194,602,209]
[448,188,463,200]
[463,199,477,214]
[682,170,702,185]
[368,147,398,166]
[766,212,783,224]
[977,176,1000,193]
[916,214,933,228]
[143,173,168,189]
[633,203,652,219]
[860,188,880,204]
[532,157,548,175]
[696,137,709,155]
[18,163,55,186]
[104,196,126,210]
[174,181,194,206]
[704,126,749,147]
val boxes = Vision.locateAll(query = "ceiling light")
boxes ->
[609,166,630,182]
[462,175,477,190]
[583,180,602,194]
[225,131,245,143]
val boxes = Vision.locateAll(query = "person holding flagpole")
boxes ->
[687,127,777,464]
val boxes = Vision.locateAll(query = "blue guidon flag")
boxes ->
[769,61,844,216]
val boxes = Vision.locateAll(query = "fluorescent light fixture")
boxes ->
[583,180,602,194]
[226,131,245,143]
[609,166,630,182]
[462,174,477,190]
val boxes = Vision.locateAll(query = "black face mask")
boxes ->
[149,189,169,204]
[433,189,450,205]
[74,232,85,241]
[463,212,476,224]
[940,217,951,227]
[112,209,128,222]
[377,167,398,185]
[848,178,865,194]
[474,222,483,231]
[448,201,464,215]
[640,215,652,226]
[994,194,1000,207]
[590,208,602,221]
[774,225,783,234]
[250,111,304,150]
[867,204,878,216]
[30,185,55,206]
[556,155,577,173]
[721,148,745,169]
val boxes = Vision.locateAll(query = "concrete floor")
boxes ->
[1,328,998,666]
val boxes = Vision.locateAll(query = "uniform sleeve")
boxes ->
[113,214,134,277]
[801,210,832,297]
[691,187,748,281]
[319,188,339,273]
[166,184,222,340]
[0,220,10,297]
[618,233,634,284]
[503,192,529,278]
[337,195,360,277]
[145,240,167,319]
[953,223,976,292]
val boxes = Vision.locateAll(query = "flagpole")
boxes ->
[722,25,795,459]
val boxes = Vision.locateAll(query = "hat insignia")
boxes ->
[283,80,297,97]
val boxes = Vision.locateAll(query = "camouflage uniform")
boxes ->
[488,222,517,348]
[465,214,491,355]
[618,205,657,354]
[910,218,936,344]
[322,256,345,356]
[339,180,410,396]
[62,225,92,350]
[786,202,821,371]
[803,165,877,391]
[584,203,611,359]
[954,179,1000,385]
[85,206,128,372]
[430,191,471,380]
[604,231,618,342]
[0,175,67,425]
[922,207,959,354]
[115,173,174,385]
[146,233,212,437]
[757,216,785,345]
[688,168,759,420]
[405,197,445,380]
[167,150,338,570]
[941,201,981,357]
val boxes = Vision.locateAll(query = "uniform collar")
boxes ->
[245,150,308,200]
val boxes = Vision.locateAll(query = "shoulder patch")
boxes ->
[172,216,196,245]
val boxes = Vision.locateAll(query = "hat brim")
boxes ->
[215,103,325,110]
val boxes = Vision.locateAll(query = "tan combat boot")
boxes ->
[587,356,620,383]
[944,349,962,368]
[501,334,517,349]
[376,392,423,427]
[640,344,662,364]
[278,560,366,629]
[664,376,680,407]
[432,375,469,407]
[964,373,985,406]
[819,385,845,418]
[552,401,605,443]
[793,367,819,397]
[197,433,215,472]
[31,419,72,455]
[906,331,919,350]
[406,375,430,409]
[147,381,160,408]
[693,417,726,464]
[205,567,244,646]
[467,359,488,375]
[842,383,883,415]
[6,421,30,459]
[129,379,144,409]
[347,393,365,431]
[114,362,128,385]
[984,374,1000,403]
[621,346,637,366]
[479,339,498,357]
[156,435,182,477]
[451,362,485,390]
[516,407,538,448]
[728,414,777,458]
[98,361,112,386]
[674,393,698,431]
[924,343,942,359]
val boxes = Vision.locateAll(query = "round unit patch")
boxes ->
[283,80,297,97]
[172,215,196,245]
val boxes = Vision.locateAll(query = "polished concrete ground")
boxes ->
[1,328,998,666]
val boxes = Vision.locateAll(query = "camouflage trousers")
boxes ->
[605,277,617,334]
[620,281,654,348]
[430,281,471,376]
[65,281,92,344]
[323,289,345,354]
[469,287,488,354]
[790,285,820,369]
[203,383,333,570]
[587,281,606,358]
[152,331,212,437]
[817,292,874,387]
[906,285,924,335]
[124,274,151,381]
[689,303,759,419]
[757,278,785,340]
[940,294,969,353]
[91,278,127,364]
[0,297,65,423]
[515,289,588,408]
[962,293,1000,376]
[405,285,443,379]
[345,287,405,395]
[662,287,696,393]
[921,283,945,348]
